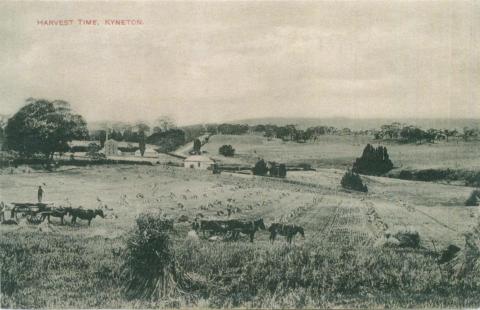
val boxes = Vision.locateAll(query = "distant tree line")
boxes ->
[374,122,478,143]
[200,121,480,145]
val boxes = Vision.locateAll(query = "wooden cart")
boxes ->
[11,202,54,224]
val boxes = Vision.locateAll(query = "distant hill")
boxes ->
[231,117,480,130]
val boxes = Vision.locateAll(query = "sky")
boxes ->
[0,1,479,126]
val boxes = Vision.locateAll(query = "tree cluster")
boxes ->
[375,122,468,143]
[268,162,287,178]
[341,169,368,192]
[352,144,394,176]
[252,159,287,178]
[219,144,235,157]
[252,159,269,176]
[146,129,186,153]
[465,190,480,206]
[262,125,342,142]
[90,126,149,144]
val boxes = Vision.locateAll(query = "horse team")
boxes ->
[0,202,105,226]
[1,202,305,243]
[193,218,305,243]
[42,207,105,226]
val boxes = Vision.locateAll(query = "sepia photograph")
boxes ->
[0,0,479,308]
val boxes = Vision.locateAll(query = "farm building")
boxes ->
[103,139,120,156]
[134,148,159,158]
[184,155,215,169]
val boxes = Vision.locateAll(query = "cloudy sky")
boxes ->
[0,1,479,125]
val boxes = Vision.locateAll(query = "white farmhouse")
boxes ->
[184,155,215,170]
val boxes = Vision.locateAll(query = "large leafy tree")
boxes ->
[4,98,88,161]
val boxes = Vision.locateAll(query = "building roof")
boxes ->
[105,140,138,148]
[135,148,158,154]
[69,140,99,147]
[184,155,214,163]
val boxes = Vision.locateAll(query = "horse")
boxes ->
[197,219,230,237]
[197,218,266,242]
[268,223,305,244]
[67,208,105,226]
[40,208,68,225]
[226,218,266,242]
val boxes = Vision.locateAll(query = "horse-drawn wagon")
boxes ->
[10,202,55,224]
[1,202,105,226]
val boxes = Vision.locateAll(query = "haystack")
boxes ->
[449,223,480,278]
[186,230,199,240]
[393,230,420,248]
[123,212,193,301]
[378,229,421,248]
[438,244,461,264]
[178,214,189,222]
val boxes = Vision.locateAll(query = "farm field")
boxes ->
[1,164,479,308]
[203,134,480,171]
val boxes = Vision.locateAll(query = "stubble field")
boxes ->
[1,157,479,308]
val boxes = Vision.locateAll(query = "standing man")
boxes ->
[38,186,44,203]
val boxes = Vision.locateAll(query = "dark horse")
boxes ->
[227,218,266,242]
[197,219,230,237]
[197,218,266,242]
[67,208,105,226]
[40,208,68,225]
[268,223,305,244]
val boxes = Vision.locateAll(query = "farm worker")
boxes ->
[38,186,44,203]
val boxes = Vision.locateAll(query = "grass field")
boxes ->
[1,162,479,308]
[203,134,480,171]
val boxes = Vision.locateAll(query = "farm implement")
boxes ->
[10,202,55,224]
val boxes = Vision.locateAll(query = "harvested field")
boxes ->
[1,164,479,308]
